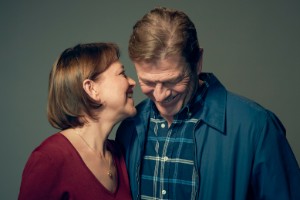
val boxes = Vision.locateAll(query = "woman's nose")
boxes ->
[128,77,136,87]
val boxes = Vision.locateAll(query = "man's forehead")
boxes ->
[134,56,187,72]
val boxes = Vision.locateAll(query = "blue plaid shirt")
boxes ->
[140,84,208,200]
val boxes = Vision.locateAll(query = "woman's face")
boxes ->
[94,60,136,122]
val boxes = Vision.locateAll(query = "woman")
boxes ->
[19,43,136,199]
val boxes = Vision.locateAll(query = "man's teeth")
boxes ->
[163,95,176,103]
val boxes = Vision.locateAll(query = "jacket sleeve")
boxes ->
[251,111,300,200]
[18,150,59,200]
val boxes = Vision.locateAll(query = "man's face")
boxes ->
[134,55,196,124]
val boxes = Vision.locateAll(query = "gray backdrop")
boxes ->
[1,1,299,199]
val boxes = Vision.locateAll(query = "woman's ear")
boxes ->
[83,79,99,100]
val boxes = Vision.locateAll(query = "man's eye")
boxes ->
[164,82,175,87]
[141,81,155,87]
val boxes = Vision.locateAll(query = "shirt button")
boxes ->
[161,123,166,128]
[162,190,167,195]
[163,156,168,161]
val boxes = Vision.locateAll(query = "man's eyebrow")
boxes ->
[139,77,155,83]
[139,74,183,83]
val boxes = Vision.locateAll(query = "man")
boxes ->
[116,7,300,200]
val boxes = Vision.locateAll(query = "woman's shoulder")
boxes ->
[31,133,72,159]
[22,133,71,173]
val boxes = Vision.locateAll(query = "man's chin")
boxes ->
[156,105,181,118]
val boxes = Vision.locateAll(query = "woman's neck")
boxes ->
[74,121,114,157]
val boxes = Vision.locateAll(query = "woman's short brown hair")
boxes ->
[129,7,201,71]
[47,42,120,130]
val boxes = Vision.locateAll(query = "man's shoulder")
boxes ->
[202,73,272,118]
[227,91,269,116]
[225,91,284,132]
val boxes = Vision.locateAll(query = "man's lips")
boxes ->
[160,94,179,104]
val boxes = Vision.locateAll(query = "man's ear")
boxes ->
[83,79,98,100]
[197,48,204,75]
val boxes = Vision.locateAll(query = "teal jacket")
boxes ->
[116,73,300,199]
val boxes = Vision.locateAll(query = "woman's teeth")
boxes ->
[127,93,133,98]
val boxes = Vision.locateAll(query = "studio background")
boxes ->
[1,1,299,199]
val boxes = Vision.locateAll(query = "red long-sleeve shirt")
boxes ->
[19,133,132,200]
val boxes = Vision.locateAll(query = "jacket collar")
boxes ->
[195,73,226,134]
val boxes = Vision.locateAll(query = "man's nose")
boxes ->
[153,83,171,102]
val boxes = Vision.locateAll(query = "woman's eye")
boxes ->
[120,71,127,78]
